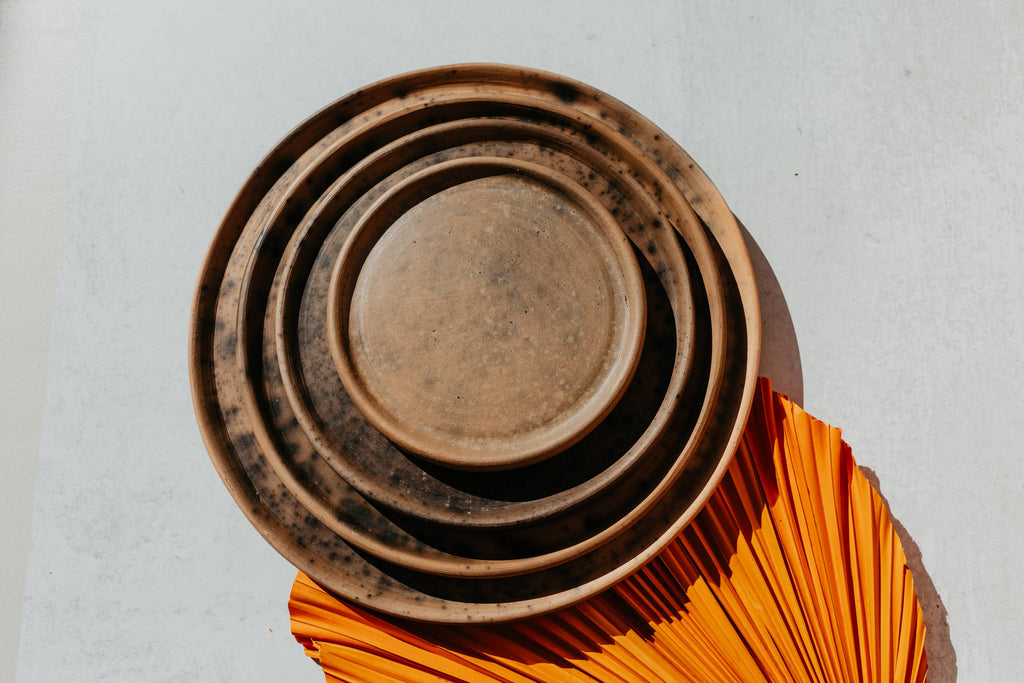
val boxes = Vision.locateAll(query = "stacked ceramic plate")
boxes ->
[189,64,760,623]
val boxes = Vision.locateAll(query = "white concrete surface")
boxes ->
[5,1,1022,680]
[0,2,80,682]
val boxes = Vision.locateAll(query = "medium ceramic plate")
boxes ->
[275,119,703,531]
[189,64,760,622]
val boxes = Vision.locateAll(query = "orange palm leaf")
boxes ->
[289,379,927,682]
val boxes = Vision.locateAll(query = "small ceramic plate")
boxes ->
[328,156,647,470]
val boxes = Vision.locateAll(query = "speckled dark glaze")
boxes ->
[188,64,760,622]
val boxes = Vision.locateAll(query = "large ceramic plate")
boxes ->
[189,64,760,622]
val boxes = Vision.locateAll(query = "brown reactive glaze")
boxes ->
[328,157,646,470]
[188,64,761,622]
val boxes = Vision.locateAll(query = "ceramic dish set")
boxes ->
[189,64,760,622]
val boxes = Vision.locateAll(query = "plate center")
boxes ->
[341,166,644,469]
